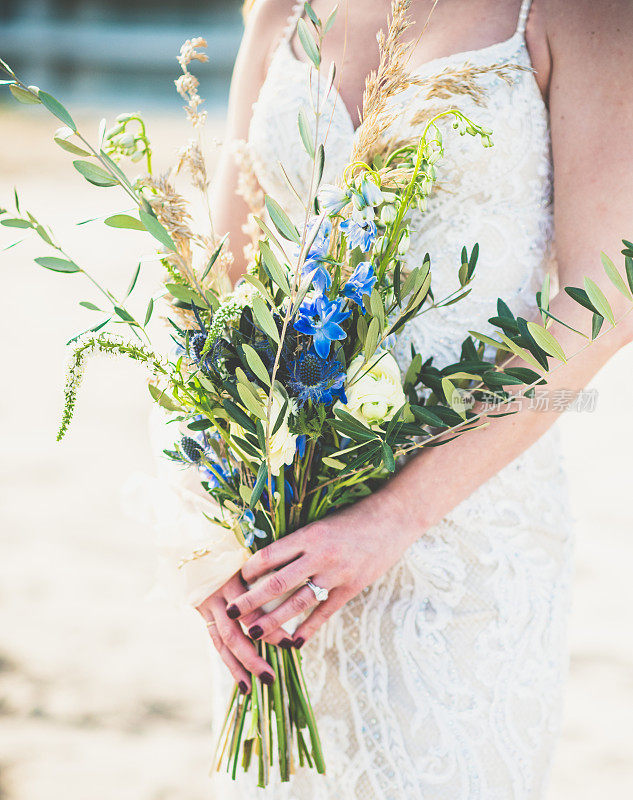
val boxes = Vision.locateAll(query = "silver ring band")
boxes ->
[306,580,329,603]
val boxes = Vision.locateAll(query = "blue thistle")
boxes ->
[287,350,347,406]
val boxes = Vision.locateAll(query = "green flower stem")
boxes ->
[268,645,290,781]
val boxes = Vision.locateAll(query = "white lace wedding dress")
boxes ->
[211,1,574,797]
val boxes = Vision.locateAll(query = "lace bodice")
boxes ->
[211,3,574,798]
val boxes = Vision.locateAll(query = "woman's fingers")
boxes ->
[198,599,275,688]
[204,618,252,692]
[240,534,305,585]
[245,584,319,641]
[289,588,345,648]
[228,557,310,620]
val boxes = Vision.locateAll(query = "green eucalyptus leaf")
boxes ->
[73,159,118,187]
[584,277,615,326]
[304,2,320,26]
[34,256,80,273]
[252,294,280,344]
[99,149,133,190]
[0,58,15,76]
[9,84,40,104]
[38,90,76,131]
[260,241,291,295]
[364,316,380,360]
[526,321,566,362]
[237,383,267,422]
[324,6,338,33]
[125,262,141,298]
[242,344,272,386]
[165,283,201,304]
[202,234,228,281]
[591,312,604,340]
[148,383,182,412]
[139,209,176,250]
[144,297,154,326]
[34,224,54,245]
[298,108,315,158]
[297,18,321,68]
[264,196,300,243]
[250,462,268,509]
[79,301,101,311]
[53,127,91,156]
[222,399,256,433]
[315,143,325,187]
[114,306,135,323]
[105,213,145,231]
[564,286,595,313]
[0,218,31,228]
[601,251,632,300]
[381,441,395,472]
[624,256,633,294]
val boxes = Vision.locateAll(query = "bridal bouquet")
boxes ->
[3,0,633,788]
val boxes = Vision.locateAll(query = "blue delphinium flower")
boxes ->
[343,261,377,311]
[340,217,377,252]
[293,296,351,358]
[238,509,268,548]
[298,217,333,294]
[359,176,384,207]
[287,350,347,406]
[318,184,350,215]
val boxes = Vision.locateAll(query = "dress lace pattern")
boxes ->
[213,2,574,797]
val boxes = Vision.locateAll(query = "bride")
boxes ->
[181,1,633,797]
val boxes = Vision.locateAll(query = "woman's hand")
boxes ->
[225,487,418,649]
[196,571,296,693]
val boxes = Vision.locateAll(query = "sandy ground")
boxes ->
[0,107,632,799]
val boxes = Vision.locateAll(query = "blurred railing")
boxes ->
[0,0,243,109]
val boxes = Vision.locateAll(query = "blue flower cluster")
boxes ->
[343,261,377,311]
[294,296,350,359]
[176,429,232,488]
[288,195,383,405]
[287,350,347,406]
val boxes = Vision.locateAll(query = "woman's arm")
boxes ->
[210,0,287,283]
[224,0,633,649]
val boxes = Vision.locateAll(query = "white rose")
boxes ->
[337,351,406,426]
[230,388,297,475]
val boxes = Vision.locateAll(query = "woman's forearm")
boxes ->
[380,289,633,539]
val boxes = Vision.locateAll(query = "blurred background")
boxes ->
[1,2,632,799]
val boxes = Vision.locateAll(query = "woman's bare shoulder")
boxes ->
[240,0,296,72]
[545,0,633,57]
[245,0,296,36]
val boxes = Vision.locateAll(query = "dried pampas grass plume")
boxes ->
[175,37,209,128]
[352,0,416,165]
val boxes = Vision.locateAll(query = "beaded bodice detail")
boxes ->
[213,3,574,798]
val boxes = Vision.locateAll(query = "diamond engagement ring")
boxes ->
[306,580,329,602]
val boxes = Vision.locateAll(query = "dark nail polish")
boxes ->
[238,680,249,694]
[260,671,275,686]
[226,604,240,620]
[294,637,305,649]
[249,624,263,640]
[279,638,293,650]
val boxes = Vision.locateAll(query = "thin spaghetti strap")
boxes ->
[515,0,533,37]
[283,1,306,43]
